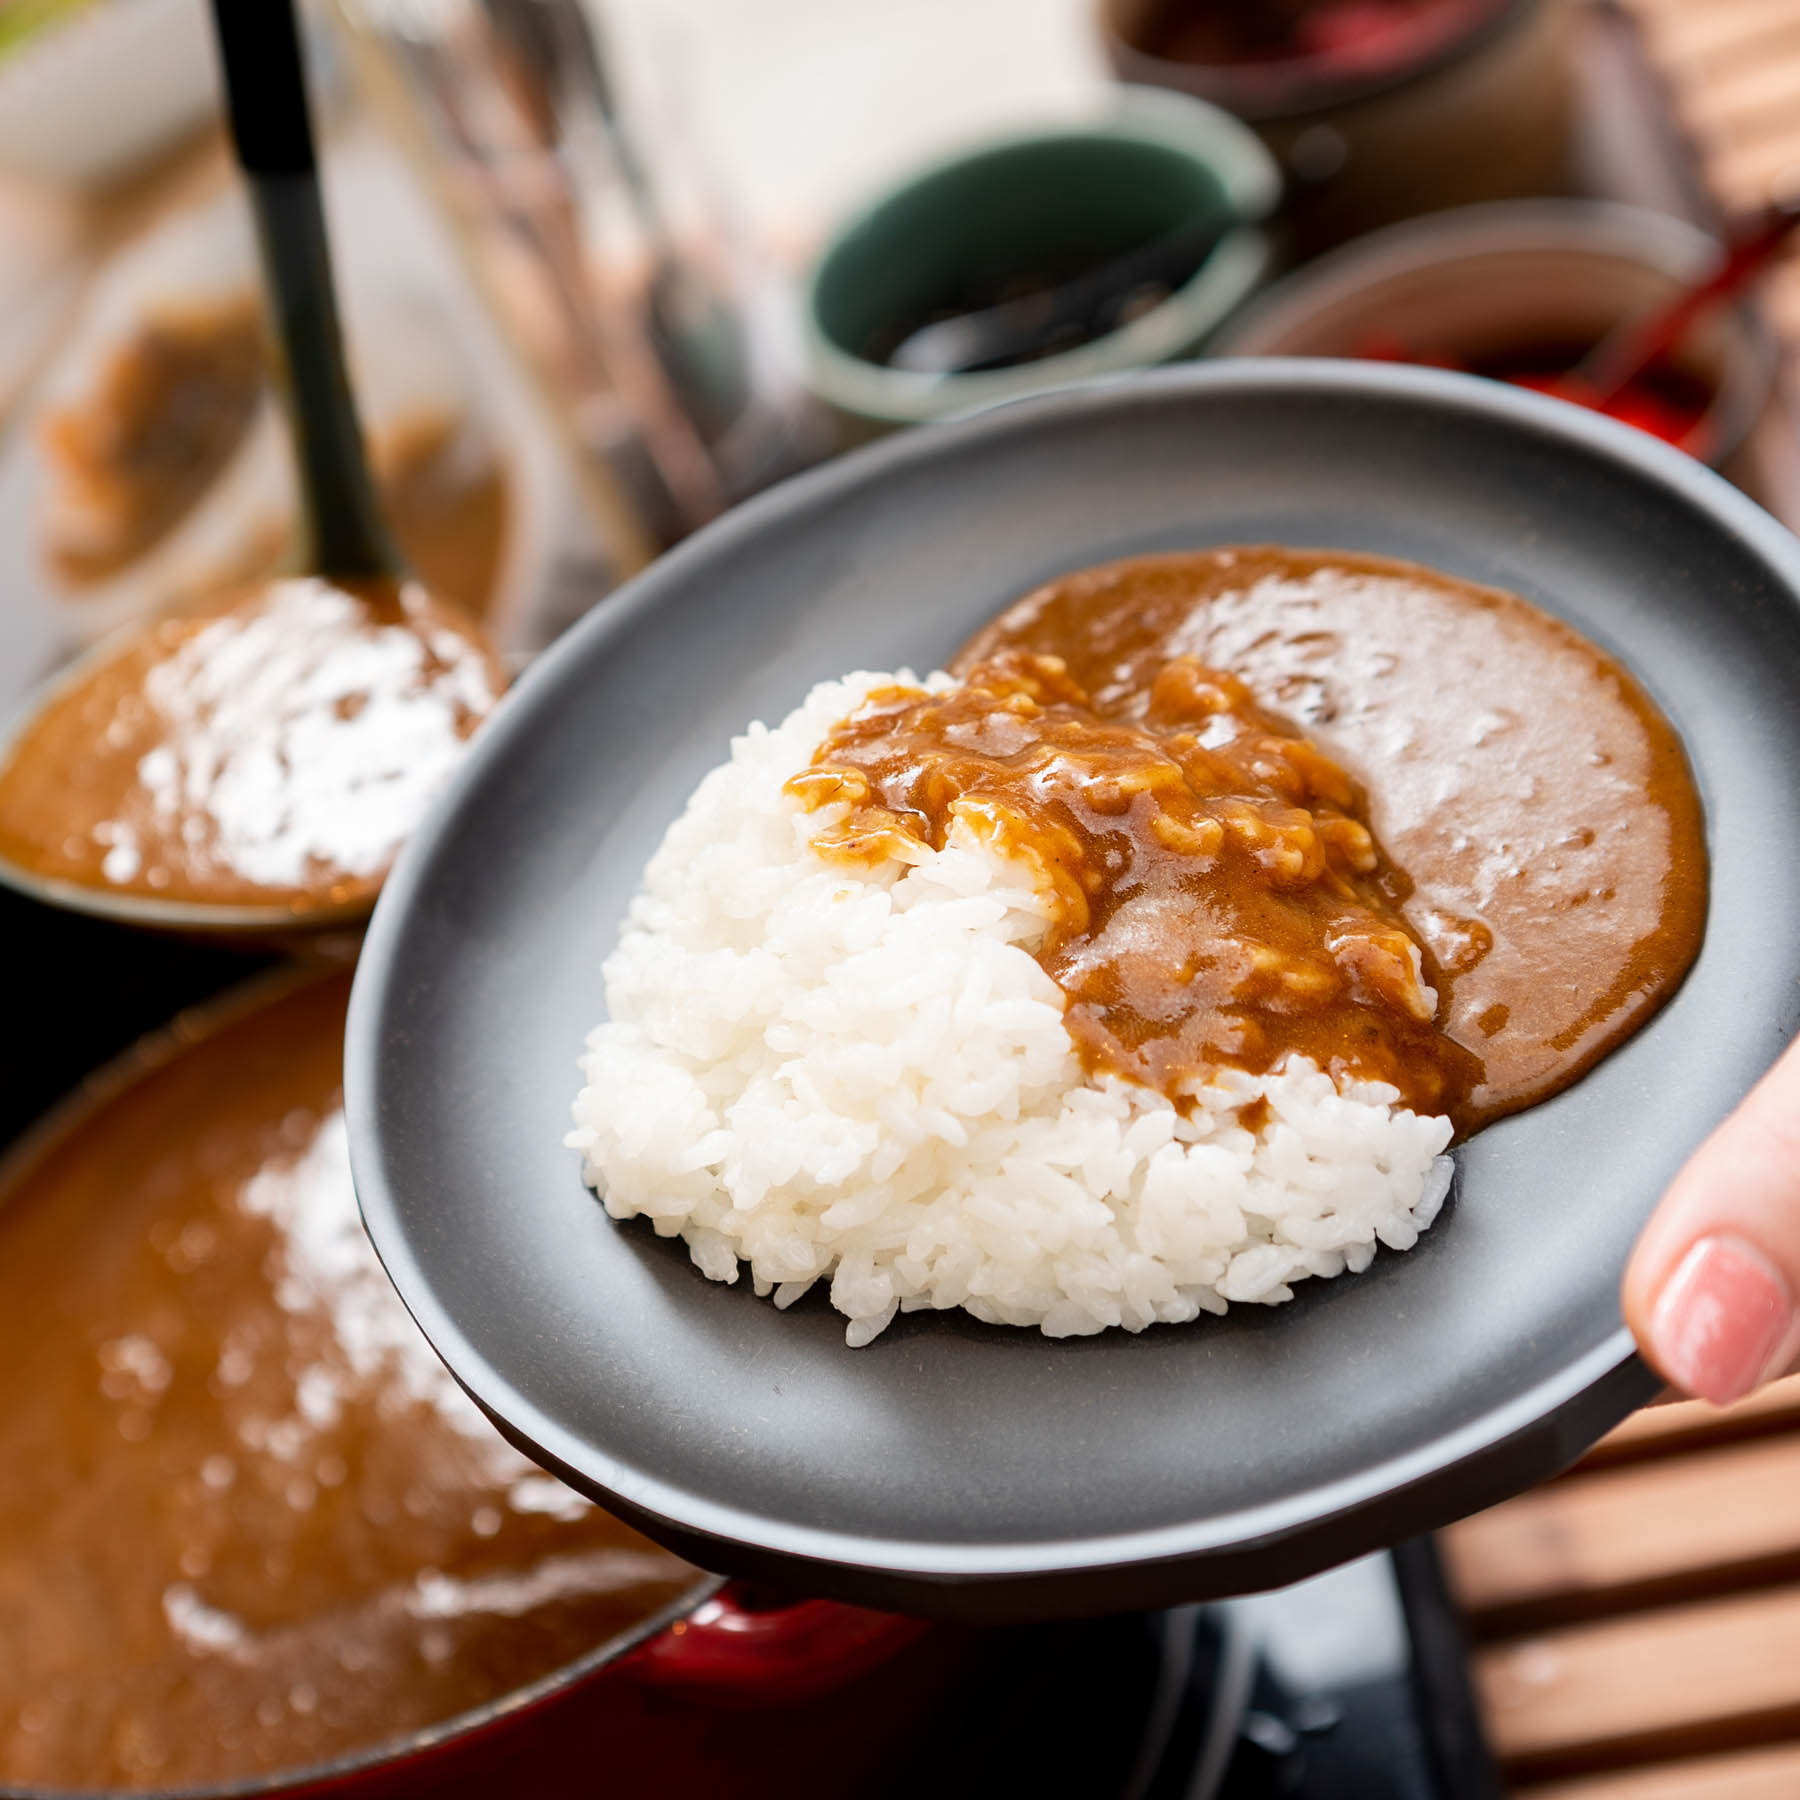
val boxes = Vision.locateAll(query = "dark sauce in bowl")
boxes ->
[1468,340,1714,452]
[1136,0,1507,74]
[812,129,1245,389]
[1359,334,1717,453]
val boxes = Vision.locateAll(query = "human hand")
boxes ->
[1623,1031,1800,1405]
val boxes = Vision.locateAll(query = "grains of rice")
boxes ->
[568,673,1454,1345]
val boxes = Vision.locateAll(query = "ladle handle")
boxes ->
[1575,194,1800,407]
[209,0,400,580]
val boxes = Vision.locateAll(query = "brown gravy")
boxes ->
[792,652,1476,1121]
[0,574,504,914]
[0,974,697,1792]
[953,548,1707,1133]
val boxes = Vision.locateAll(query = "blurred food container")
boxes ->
[1212,199,1780,472]
[332,0,816,570]
[802,87,1278,440]
[0,0,220,188]
[1098,0,1574,256]
[0,134,575,708]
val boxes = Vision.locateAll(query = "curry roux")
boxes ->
[791,652,1478,1122]
[916,547,1709,1135]
[0,574,504,914]
[0,974,697,1792]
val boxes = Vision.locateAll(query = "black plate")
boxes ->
[347,362,1800,1621]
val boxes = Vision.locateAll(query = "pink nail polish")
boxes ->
[1649,1235,1797,1406]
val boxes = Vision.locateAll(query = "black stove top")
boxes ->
[881,1542,1501,1800]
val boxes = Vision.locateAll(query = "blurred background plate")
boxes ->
[0,128,573,711]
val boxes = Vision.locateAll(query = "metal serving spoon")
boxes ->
[0,0,506,941]
[886,213,1239,378]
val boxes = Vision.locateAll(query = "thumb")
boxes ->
[1623,1029,1800,1406]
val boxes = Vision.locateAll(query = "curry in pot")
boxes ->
[0,973,696,1791]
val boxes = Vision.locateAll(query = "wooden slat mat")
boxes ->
[1622,0,1800,340]
[1442,11,1800,1789]
[1442,1377,1800,1792]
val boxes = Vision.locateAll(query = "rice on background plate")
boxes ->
[568,673,1454,1346]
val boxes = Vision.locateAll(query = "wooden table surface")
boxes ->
[1444,1379,1800,1796]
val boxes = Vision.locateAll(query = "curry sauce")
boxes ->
[0,574,504,914]
[949,547,1707,1133]
[0,974,696,1791]
[792,651,1477,1122]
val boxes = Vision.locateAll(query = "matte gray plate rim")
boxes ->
[347,359,1796,1600]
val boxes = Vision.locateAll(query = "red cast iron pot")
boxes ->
[8,1584,961,1800]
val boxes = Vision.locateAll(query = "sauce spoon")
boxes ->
[0,0,507,939]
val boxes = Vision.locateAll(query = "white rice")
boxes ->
[569,673,1455,1346]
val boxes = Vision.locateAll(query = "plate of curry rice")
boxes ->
[347,362,1800,1619]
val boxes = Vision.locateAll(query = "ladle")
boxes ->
[887,213,1240,378]
[0,0,506,939]
[1567,192,1800,408]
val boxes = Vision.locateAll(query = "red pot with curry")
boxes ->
[0,971,945,1799]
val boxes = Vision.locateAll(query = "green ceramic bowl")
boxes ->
[803,87,1279,436]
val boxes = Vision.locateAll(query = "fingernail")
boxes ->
[1649,1234,1797,1406]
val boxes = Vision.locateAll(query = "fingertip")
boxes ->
[1623,1033,1800,1401]
[1639,1233,1799,1406]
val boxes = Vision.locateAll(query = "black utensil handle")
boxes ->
[208,0,400,579]
[212,0,317,176]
